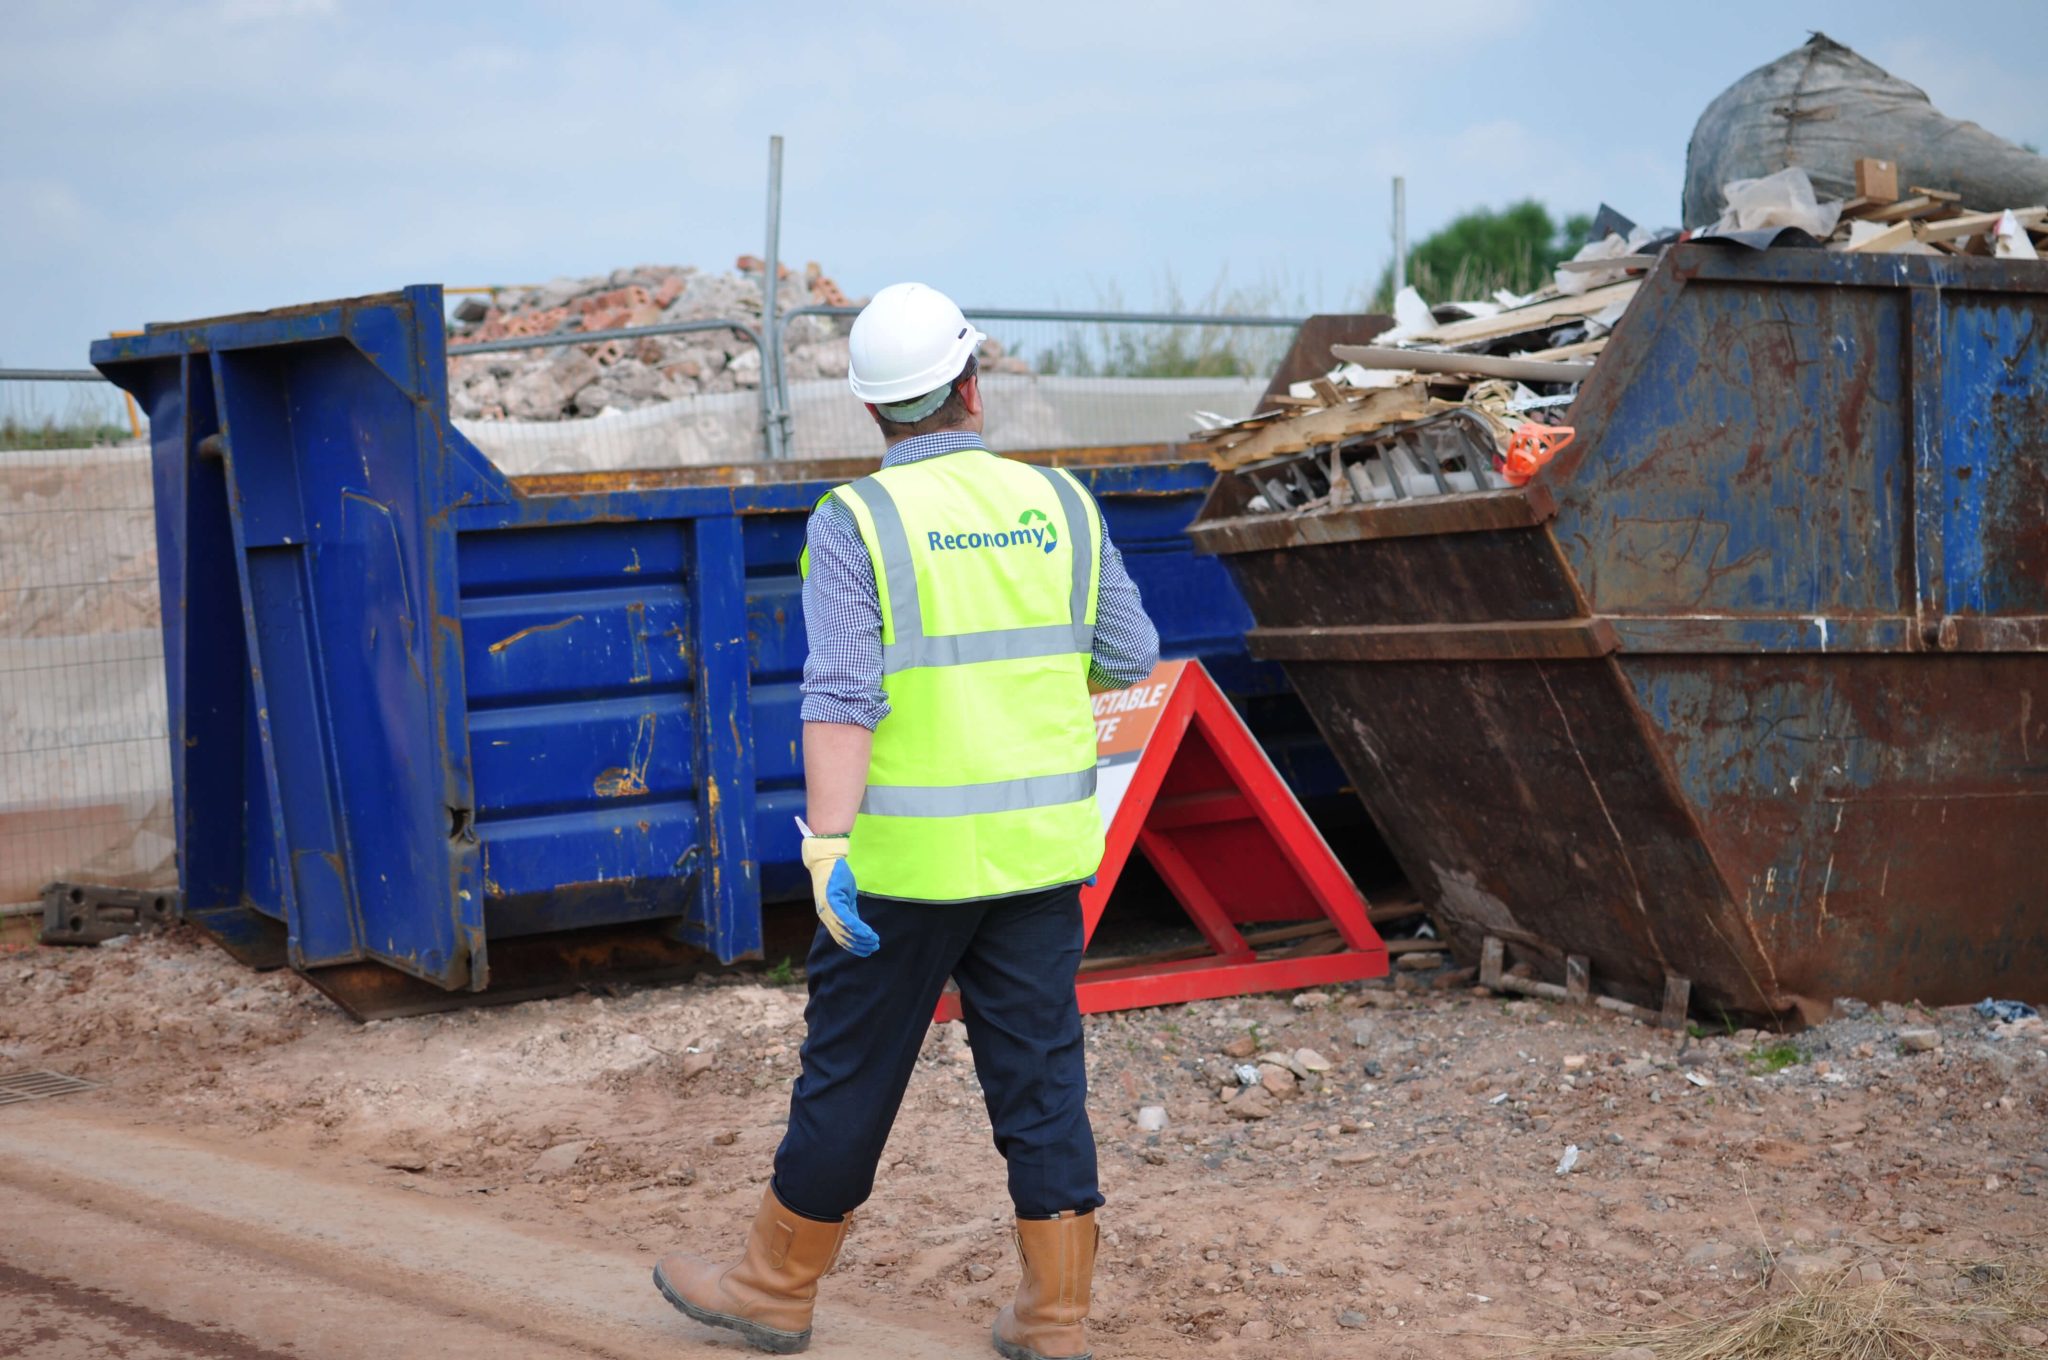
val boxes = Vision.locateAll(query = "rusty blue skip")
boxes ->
[1193,245,2048,1021]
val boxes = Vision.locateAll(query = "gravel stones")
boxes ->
[1258,1064,1297,1098]
[1224,1086,1275,1120]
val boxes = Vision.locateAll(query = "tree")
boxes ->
[1372,200,1594,308]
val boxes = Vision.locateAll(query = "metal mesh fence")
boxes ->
[777,307,1301,457]
[0,374,170,909]
[1,372,136,450]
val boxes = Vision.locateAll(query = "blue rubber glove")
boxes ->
[800,836,880,956]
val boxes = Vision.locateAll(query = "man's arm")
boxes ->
[803,722,872,835]
[799,498,889,828]
[1087,533,1160,692]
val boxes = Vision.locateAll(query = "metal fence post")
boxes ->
[1393,176,1408,299]
[760,135,789,460]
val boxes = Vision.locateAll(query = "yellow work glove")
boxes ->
[800,836,879,956]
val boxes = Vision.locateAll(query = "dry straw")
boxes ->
[1541,1258,2046,1360]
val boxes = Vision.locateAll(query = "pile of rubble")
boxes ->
[444,259,1029,423]
[444,260,838,421]
[1195,154,2047,516]
[1189,256,1625,510]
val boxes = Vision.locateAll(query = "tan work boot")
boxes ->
[992,1209,1098,1360]
[653,1186,850,1354]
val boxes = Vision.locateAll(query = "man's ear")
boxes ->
[958,375,982,419]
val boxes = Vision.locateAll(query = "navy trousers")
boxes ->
[770,882,1102,1222]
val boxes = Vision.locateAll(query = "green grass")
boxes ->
[765,956,796,986]
[1687,1008,1740,1041]
[0,415,133,451]
[2,382,137,451]
[1748,1042,1805,1074]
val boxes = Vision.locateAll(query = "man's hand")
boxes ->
[801,836,880,956]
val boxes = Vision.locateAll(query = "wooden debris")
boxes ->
[1557,255,1656,274]
[1861,195,1943,224]
[1916,206,2047,244]
[1846,220,1921,253]
[1413,279,1639,347]
[1200,383,1436,469]
[1821,150,2048,257]
[1520,337,1608,362]
[1330,345,1595,385]
[1206,148,2047,518]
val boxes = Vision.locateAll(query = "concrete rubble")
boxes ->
[444,259,1029,423]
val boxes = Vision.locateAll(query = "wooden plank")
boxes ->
[1268,932,1348,961]
[1368,900,1428,926]
[1854,157,1899,202]
[1847,220,1920,253]
[1557,255,1655,273]
[1520,337,1608,362]
[1248,617,1620,664]
[1907,185,1963,204]
[1916,206,2047,244]
[1309,377,1346,408]
[1078,919,1342,975]
[1412,279,1640,347]
[1862,195,1940,224]
[1331,344,1594,385]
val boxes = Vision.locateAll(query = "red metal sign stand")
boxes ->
[936,660,1387,1020]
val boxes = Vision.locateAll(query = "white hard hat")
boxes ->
[847,282,985,409]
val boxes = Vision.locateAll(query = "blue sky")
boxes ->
[5,0,2046,368]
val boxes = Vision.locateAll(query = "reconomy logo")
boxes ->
[927,508,1059,556]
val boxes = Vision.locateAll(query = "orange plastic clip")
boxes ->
[1501,423,1575,486]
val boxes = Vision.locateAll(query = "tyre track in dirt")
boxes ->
[0,1105,965,1359]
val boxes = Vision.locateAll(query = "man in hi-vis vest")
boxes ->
[655,283,1160,1358]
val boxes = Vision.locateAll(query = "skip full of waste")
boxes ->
[1192,33,2048,517]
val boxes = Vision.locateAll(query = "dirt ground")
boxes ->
[1,926,2044,1359]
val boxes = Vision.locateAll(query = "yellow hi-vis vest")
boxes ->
[818,450,1105,903]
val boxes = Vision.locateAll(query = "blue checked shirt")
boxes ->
[801,432,1161,729]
